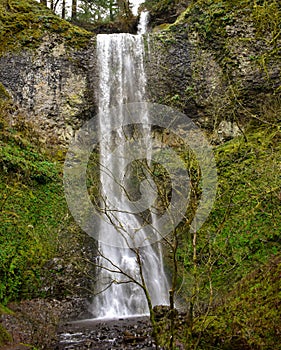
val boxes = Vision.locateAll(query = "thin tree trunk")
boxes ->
[61,0,66,19]
[53,0,60,12]
[72,0,77,21]
[109,0,114,21]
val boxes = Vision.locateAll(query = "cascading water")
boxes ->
[138,11,150,35]
[93,21,169,319]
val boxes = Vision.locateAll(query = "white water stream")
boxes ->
[93,17,169,319]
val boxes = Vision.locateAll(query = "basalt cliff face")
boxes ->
[0,2,280,144]
[146,12,280,139]
[0,34,97,144]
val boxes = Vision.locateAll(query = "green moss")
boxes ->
[154,0,281,75]
[0,324,11,346]
[0,304,12,346]
[204,126,280,286]
[204,257,281,349]
[152,23,172,32]
[172,124,281,348]
[0,83,11,100]
[0,99,67,304]
[0,0,93,55]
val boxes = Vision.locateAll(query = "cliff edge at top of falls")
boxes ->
[0,0,280,146]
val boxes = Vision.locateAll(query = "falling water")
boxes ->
[93,26,169,319]
[138,11,150,35]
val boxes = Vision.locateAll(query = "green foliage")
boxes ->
[0,101,67,304]
[204,256,281,349]
[75,0,138,33]
[0,0,92,54]
[0,179,66,303]
[172,124,281,348]
[77,0,121,22]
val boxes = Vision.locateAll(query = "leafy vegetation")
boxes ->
[0,96,67,304]
[154,122,281,349]
[205,255,281,349]
[209,125,280,281]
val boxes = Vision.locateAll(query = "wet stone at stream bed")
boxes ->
[55,316,160,349]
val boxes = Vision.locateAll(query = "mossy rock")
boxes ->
[0,304,12,346]
[0,82,11,100]
[0,0,93,55]
[0,324,11,346]
[152,23,172,33]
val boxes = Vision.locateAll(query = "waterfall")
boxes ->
[93,29,169,319]
[138,11,150,35]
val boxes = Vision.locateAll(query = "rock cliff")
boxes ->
[0,34,97,144]
[0,0,280,145]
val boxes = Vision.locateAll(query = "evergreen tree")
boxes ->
[77,0,133,23]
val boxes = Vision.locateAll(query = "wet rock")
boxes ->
[55,316,159,350]
[1,297,89,349]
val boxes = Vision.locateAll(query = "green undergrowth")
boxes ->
[0,0,92,55]
[209,128,277,272]
[0,98,67,304]
[176,123,280,282]
[210,125,280,285]
[205,256,281,349]
[173,123,281,348]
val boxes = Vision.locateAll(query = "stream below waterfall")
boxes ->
[56,316,158,350]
